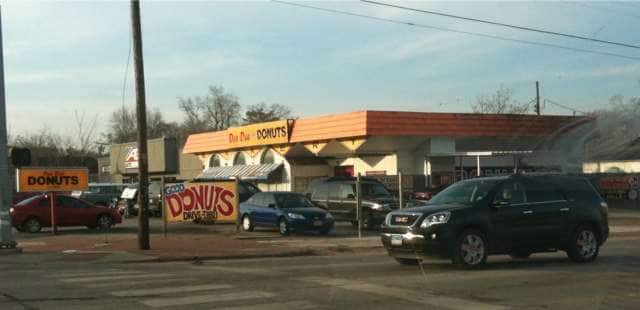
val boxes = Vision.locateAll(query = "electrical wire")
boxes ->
[544,98,587,115]
[565,1,640,20]
[361,0,640,49]
[271,0,640,61]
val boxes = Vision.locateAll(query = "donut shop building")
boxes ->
[183,111,576,193]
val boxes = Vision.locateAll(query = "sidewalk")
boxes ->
[12,211,640,263]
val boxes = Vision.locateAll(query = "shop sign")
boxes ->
[227,119,291,148]
[163,181,238,223]
[124,147,139,169]
[16,167,89,192]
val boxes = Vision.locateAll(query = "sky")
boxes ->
[2,0,640,138]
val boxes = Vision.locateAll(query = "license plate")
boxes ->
[391,234,403,246]
[313,220,323,226]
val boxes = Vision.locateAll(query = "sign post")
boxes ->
[16,167,89,234]
[356,173,362,239]
[49,192,57,235]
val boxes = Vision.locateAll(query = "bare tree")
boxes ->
[472,85,531,114]
[243,102,293,124]
[177,85,242,133]
[104,107,177,143]
[74,110,99,154]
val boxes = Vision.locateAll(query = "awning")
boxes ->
[195,163,283,181]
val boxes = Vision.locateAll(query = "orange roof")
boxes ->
[183,110,577,154]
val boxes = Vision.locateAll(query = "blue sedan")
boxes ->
[240,192,334,235]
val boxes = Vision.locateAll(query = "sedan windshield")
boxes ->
[428,179,498,206]
[276,194,315,208]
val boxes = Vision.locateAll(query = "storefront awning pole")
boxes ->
[476,155,481,177]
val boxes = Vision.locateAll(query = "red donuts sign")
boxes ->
[163,181,238,223]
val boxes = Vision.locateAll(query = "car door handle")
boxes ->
[559,208,570,212]
[522,210,533,215]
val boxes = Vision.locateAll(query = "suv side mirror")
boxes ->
[268,203,276,209]
[347,194,355,199]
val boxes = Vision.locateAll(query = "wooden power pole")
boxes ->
[130,0,150,250]
[535,81,541,115]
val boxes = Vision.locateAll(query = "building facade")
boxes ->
[183,111,576,193]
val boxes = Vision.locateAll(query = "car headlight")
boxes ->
[9,207,14,214]
[420,211,451,229]
[370,203,390,211]
[325,213,334,220]
[287,213,306,220]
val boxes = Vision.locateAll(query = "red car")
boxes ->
[10,194,122,233]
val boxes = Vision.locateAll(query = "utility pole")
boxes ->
[130,0,150,250]
[0,5,17,250]
[535,81,541,116]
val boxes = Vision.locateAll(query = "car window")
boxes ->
[247,193,263,206]
[17,195,44,207]
[361,182,391,198]
[276,194,314,208]
[37,198,50,208]
[524,178,564,203]
[328,183,341,200]
[561,177,602,205]
[493,182,526,205]
[430,179,499,205]
[311,183,329,201]
[263,194,276,207]
[338,184,355,200]
[58,196,86,208]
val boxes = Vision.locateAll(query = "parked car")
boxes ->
[11,194,123,233]
[304,177,400,230]
[240,192,334,235]
[381,174,609,268]
[71,183,127,207]
[117,182,162,217]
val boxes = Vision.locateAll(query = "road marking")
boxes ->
[301,277,508,310]
[215,300,319,310]
[47,270,143,278]
[110,284,233,297]
[82,277,199,289]
[193,266,278,275]
[61,273,170,283]
[140,291,275,308]
[196,261,393,275]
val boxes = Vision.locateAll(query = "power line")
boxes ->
[361,0,640,50]
[271,0,640,61]
[544,98,587,115]
[563,1,640,21]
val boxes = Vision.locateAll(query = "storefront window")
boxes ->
[234,152,247,165]
[261,149,275,164]
[209,155,221,168]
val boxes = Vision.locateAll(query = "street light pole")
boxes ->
[130,0,150,250]
[0,5,17,250]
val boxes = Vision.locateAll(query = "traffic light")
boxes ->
[9,147,31,167]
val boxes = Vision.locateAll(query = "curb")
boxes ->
[120,248,320,263]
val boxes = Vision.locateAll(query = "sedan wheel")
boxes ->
[278,218,289,236]
[453,229,487,269]
[24,218,42,233]
[242,215,254,232]
[97,214,113,230]
[567,225,599,263]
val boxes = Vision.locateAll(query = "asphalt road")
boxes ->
[1,236,639,310]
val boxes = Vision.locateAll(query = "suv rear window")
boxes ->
[524,178,564,203]
[561,177,602,205]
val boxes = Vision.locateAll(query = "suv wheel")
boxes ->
[452,229,488,269]
[394,257,421,265]
[567,225,599,263]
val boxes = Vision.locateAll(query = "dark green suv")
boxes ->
[381,174,609,268]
